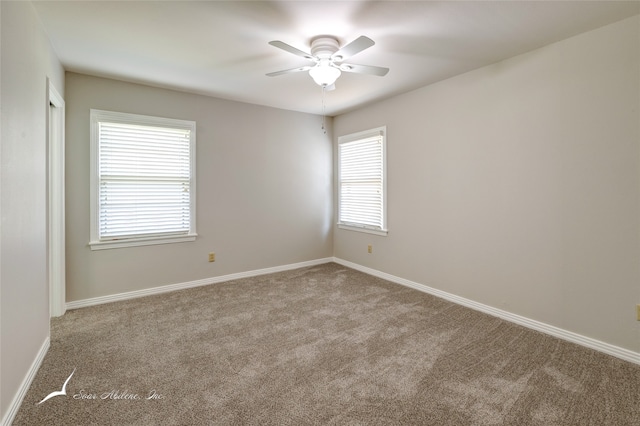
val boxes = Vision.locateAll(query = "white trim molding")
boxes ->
[1,338,50,426]
[333,258,640,366]
[48,79,66,317]
[66,258,334,310]
[89,109,197,250]
[65,256,639,365]
[337,126,388,236]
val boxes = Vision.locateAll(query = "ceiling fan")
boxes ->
[266,35,389,90]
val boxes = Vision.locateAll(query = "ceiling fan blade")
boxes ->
[331,36,374,62]
[268,40,314,60]
[339,63,389,77]
[266,65,313,77]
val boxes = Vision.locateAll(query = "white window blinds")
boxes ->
[90,110,196,249]
[338,127,387,235]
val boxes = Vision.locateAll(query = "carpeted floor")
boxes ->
[13,263,640,425]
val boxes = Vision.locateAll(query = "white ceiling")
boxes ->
[32,1,639,116]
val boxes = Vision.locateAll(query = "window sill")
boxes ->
[338,224,388,236]
[89,233,197,250]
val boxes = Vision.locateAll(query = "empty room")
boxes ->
[1,1,639,424]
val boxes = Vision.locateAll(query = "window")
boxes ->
[90,110,197,250]
[338,126,387,236]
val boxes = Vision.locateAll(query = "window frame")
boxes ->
[337,126,388,236]
[89,109,197,250]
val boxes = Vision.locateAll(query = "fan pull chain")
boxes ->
[321,85,327,134]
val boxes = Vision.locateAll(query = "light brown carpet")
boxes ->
[13,263,640,425]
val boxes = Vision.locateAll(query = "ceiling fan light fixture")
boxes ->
[268,35,388,88]
[309,64,341,87]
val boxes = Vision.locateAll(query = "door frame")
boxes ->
[48,79,66,317]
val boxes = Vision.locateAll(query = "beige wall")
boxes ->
[0,0,65,420]
[65,73,333,302]
[334,16,640,353]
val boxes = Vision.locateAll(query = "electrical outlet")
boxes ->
[367,245,372,254]
[637,304,640,321]
[208,252,215,262]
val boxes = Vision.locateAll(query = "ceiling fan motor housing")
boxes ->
[310,36,340,59]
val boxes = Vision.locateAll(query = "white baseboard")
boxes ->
[333,257,640,366]
[65,256,639,365]
[66,257,334,310]
[1,337,50,426]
